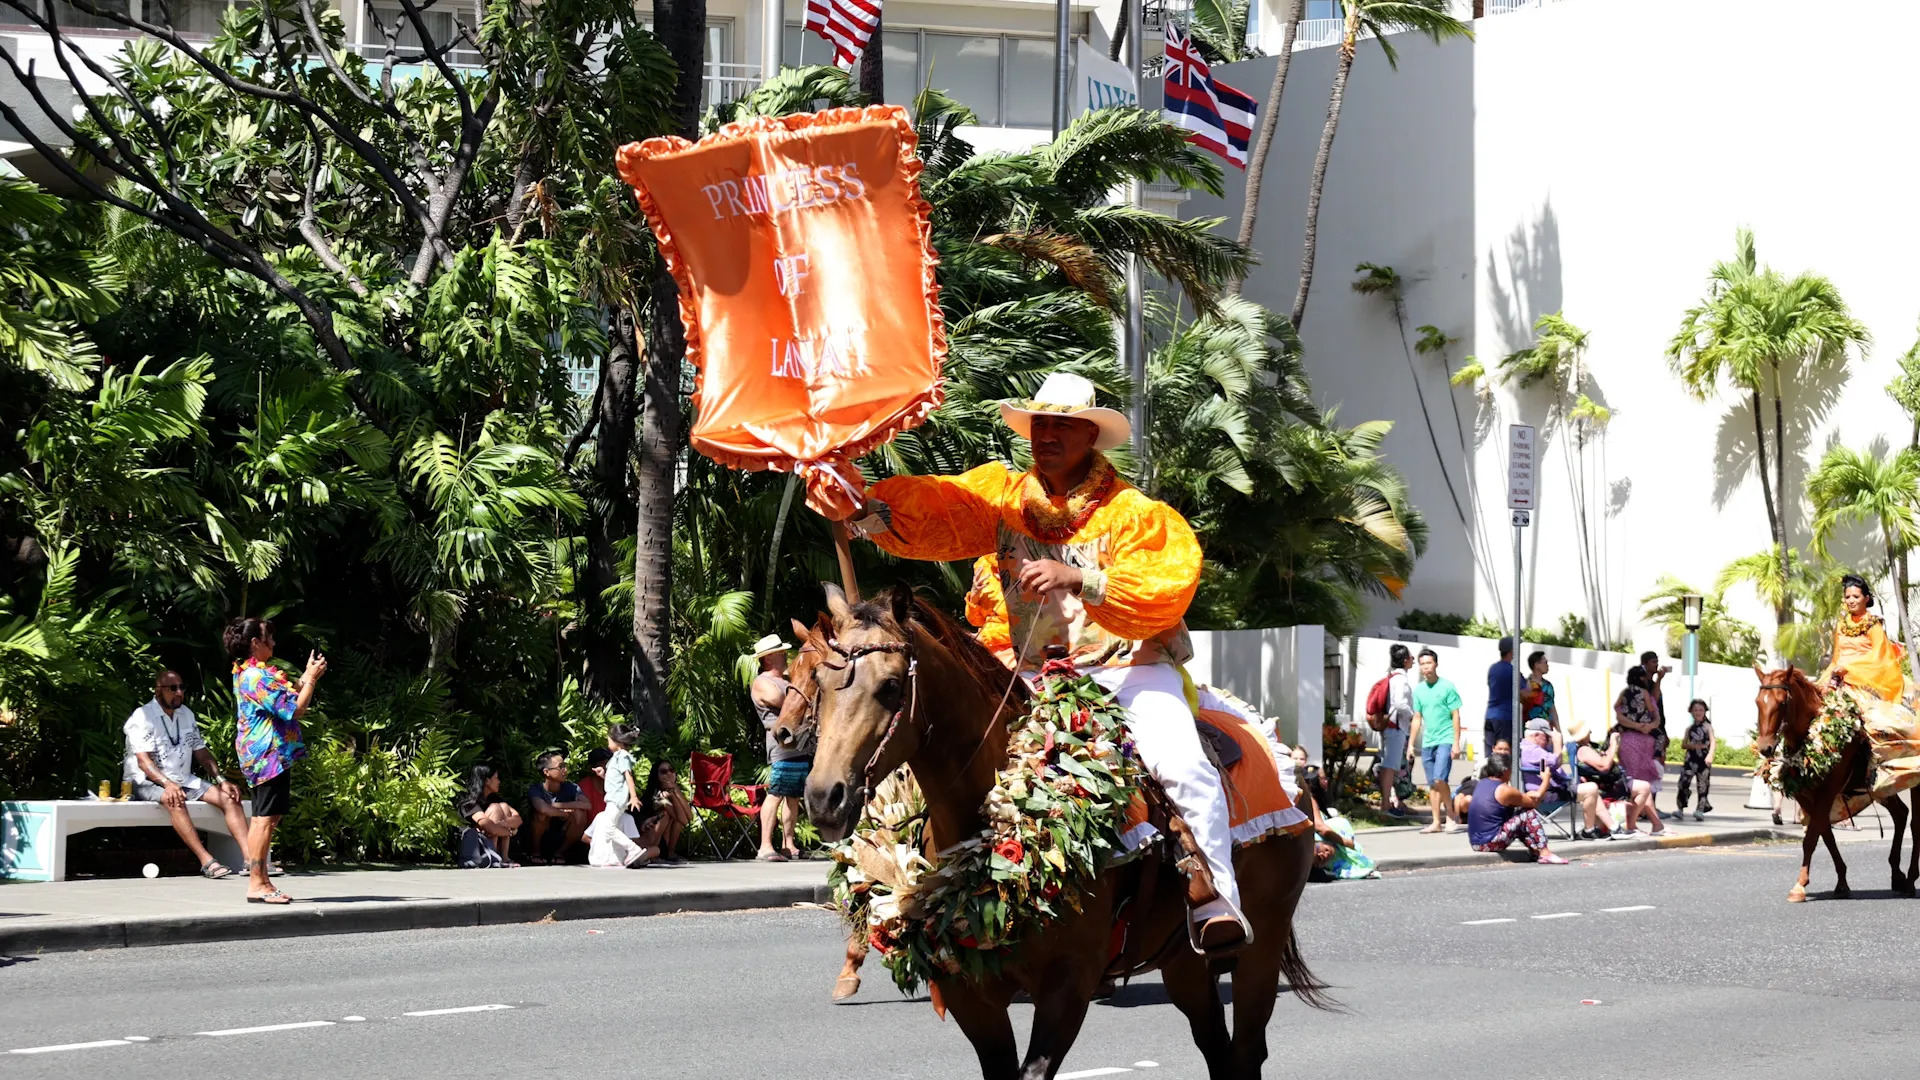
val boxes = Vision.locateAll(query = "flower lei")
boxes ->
[1019,455,1118,543]
[828,671,1140,994]
[1838,613,1880,639]
[1764,690,1864,799]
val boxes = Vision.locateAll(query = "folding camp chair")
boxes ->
[688,751,765,860]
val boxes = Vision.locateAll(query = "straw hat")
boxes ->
[998,372,1131,451]
[1567,716,1593,743]
[748,634,790,660]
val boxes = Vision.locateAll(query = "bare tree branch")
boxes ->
[296,122,371,297]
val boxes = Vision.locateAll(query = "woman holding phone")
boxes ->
[225,616,326,904]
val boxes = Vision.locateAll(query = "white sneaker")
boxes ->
[1692,811,1704,822]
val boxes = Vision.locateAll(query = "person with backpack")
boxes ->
[1364,644,1416,818]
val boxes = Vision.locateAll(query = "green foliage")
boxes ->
[1637,575,1761,667]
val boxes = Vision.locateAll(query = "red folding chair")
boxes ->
[689,751,765,860]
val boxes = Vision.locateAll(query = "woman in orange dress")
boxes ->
[1820,574,1906,703]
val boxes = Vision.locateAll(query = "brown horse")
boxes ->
[1754,664,1919,902]
[801,584,1325,1080]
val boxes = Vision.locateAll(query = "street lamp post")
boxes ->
[1682,593,1703,711]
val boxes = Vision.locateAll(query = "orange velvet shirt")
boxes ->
[869,462,1201,670]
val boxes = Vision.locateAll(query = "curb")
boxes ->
[0,881,835,958]
[1369,826,1794,873]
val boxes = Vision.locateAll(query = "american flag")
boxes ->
[805,0,882,69]
[1161,20,1256,168]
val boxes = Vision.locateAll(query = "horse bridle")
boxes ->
[815,636,922,796]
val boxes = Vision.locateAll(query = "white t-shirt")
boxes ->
[123,699,206,784]
[1387,669,1414,729]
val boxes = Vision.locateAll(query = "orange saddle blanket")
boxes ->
[1117,709,1311,856]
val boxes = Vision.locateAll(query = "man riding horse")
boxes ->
[845,371,1250,956]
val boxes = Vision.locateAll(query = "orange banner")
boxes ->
[615,106,945,505]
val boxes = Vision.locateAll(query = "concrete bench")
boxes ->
[1,798,251,882]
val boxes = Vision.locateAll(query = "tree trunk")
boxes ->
[1899,547,1916,651]
[1108,0,1128,61]
[1232,0,1304,294]
[580,308,639,708]
[1750,388,1785,624]
[1772,362,1788,558]
[630,0,707,732]
[858,10,884,101]
[1290,15,1358,330]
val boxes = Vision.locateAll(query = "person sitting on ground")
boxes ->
[1466,752,1568,864]
[1568,719,1622,840]
[526,749,592,864]
[1675,699,1716,821]
[456,765,520,868]
[1296,761,1378,881]
[578,747,613,817]
[588,725,653,868]
[1454,739,1510,821]
[123,670,253,879]
[635,759,692,866]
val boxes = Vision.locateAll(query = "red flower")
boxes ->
[1071,707,1091,733]
[995,838,1025,863]
[868,929,892,954]
[1072,784,1090,798]
[1040,881,1061,900]
[956,934,980,949]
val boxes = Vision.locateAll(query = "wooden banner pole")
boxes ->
[831,520,862,603]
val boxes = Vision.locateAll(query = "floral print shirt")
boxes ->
[233,658,305,785]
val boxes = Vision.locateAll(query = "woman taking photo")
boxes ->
[1612,665,1666,837]
[636,760,693,866]
[225,616,326,905]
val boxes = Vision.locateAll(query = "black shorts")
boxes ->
[252,770,292,818]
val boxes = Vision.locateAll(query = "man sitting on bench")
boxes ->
[125,670,251,879]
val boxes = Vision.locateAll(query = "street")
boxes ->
[3,841,1913,1078]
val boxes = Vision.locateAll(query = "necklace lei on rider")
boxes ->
[1838,613,1880,639]
[1763,690,1864,799]
[828,669,1140,994]
[1019,455,1118,543]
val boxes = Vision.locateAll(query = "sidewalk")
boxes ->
[0,859,834,956]
[0,770,1863,957]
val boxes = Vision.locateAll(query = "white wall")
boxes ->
[1190,0,1920,653]
[1188,625,1326,761]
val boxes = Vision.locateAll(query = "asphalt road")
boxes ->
[3,841,1914,1079]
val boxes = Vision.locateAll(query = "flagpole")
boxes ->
[1124,0,1146,465]
[761,0,782,85]
[1053,0,1071,136]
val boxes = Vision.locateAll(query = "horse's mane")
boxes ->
[846,592,1031,706]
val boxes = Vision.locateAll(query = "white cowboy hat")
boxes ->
[998,371,1131,452]
[749,634,790,660]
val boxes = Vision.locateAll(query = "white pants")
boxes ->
[587,806,643,867]
[1087,663,1240,919]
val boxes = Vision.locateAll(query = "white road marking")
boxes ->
[1461,918,1515,925]
[1531,912,1583,920]
[1600,905,1656,913]
[1058,1070,1132,1079]
[198,1021,335,1037]
[124,1036,151,1042]
[9,1040,132,1055]
[342,1016,367,1022]
[1134,1064,1160,1070]
[402,1004,515,1017]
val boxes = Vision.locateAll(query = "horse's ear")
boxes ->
[824,582,851,625]
[890,585,914,630]
[1754,663,1766,680]
[790,617,815,646]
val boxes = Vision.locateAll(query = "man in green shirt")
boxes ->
[1406,648,1465,834]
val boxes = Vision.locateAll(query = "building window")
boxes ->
[1305,0,1340,19]
[363,1,482,66]
[785,24,1063,129]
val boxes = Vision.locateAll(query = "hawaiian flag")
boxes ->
[805,0,882,69]
[1161,20,1256,168]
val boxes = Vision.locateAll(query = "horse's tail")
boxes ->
[1276,928,1338,1012]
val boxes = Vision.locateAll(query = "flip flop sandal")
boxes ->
[756,852,790,862]
[246,888,293,905]
[199,860,234,879]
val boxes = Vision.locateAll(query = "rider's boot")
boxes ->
[1164,813,1248,957]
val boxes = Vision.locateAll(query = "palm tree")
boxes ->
[1809,444,1920,650]
[1887,325,1920,450]
[1498,312,1612,640]
[1190,0,1259,63]
[1234,0,1305,285]
[1667,228,1870,621]
[1290,0,1469,328]
[1350,264,1502,619]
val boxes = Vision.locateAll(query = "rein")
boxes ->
[818,636,921,794]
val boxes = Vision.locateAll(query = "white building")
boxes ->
[1189,0,1920,655]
